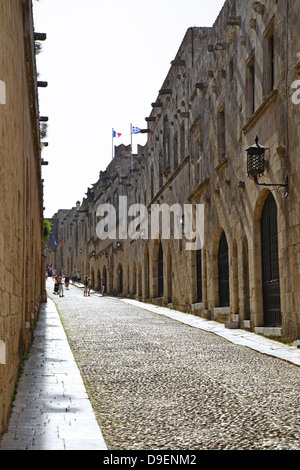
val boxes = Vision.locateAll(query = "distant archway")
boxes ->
[117,263,123,294]
[143,244,150,299]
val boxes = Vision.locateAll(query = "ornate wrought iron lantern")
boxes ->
[245,136,267,182]
[245,136,288,196]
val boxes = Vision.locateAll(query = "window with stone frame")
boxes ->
[163,125,170,169]
[246,51,255,119]
[217,105,226,162]
[180,121,185,162]
[191,117,204,184]
[159,150,163,188]
[264,20,275,97]
[173,132,178,170]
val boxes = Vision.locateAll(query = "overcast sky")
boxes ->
[33,0,225,218]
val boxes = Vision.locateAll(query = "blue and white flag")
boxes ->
[132,126,141,134]
[53,239,57,248]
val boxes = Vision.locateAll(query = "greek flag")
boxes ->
[132,126,141,134]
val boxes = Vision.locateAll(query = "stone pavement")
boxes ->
[119,299,300,368]
[1,278,300,451]
[82,282,300,368]
[0,297,107,450]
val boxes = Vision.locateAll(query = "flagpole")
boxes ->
[130,123,133,170]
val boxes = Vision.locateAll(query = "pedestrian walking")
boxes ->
[88,277,91,296]
[59,276,64,297]
[65,274,70,290]
[53,273,60,294]
[101,280,106,296]
[72,269,76,284]
[84,276,88,297]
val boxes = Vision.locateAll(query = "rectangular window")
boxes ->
[180,122,185,162]
[173,133,178,169]
[217,106,226,162]
[159,150,163,187]
[264,22,275,96]
[246,52,255,118]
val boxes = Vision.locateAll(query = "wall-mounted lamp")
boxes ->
[245,136,288,197]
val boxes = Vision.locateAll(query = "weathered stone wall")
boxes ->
[55,0,300,342]
[0,0,44,435]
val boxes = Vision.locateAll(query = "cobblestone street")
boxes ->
[47,279,300,451]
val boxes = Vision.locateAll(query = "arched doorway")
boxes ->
[138,263,142,297]
[261,193,281,326]
[96,269,101,291]
[117,264,123,294]
[144,245,150,299]
[196,248,202,302]
[132,262,137,295]
[167,246,172,303]
[91,267,94,288]
[102,265,107,293]
[218,231,230,307]
[158,241,164,297]
[242,236,250,321]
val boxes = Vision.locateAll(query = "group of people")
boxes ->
[46,265,106,298]
[52,272,70,297]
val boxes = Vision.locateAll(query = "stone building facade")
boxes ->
[0,1,45,435]
[54,0,300,342]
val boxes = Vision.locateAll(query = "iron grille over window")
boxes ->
[196,249,202,302]
[261,193,282,326]
[218,231,230,307]
[158,242,164,297]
